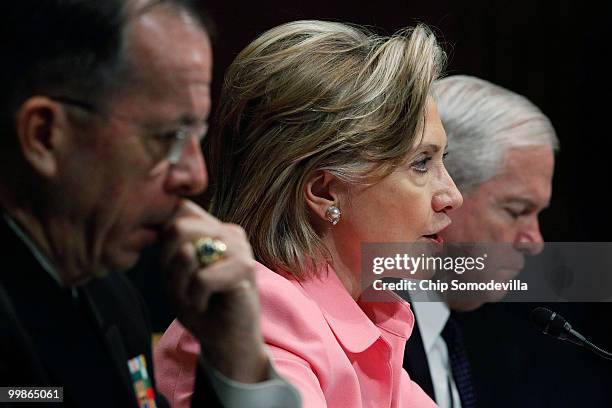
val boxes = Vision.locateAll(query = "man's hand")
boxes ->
[160,200,269,383]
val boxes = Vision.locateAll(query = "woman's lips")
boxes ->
[423,233,444,244]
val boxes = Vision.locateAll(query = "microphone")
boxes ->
[530,307,612,361]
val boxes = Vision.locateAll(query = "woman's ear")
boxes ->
[15,96,71,179]
[305,170,343,225]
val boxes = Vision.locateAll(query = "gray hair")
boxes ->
[434,75,559,193]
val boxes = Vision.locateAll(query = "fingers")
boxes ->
[186,257,257,313]
[162,240,199,313]
[159,199,257,318]
[160,200,252,264]
[171,199,217,221]
[161,219,252,268]
[159,201,268,379]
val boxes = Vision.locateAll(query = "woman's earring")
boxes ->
[326,205,341,225]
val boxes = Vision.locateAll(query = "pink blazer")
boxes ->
[154,262,437,408]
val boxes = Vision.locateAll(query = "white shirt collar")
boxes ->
[411,297,450,353]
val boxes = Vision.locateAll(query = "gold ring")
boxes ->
[194,237,227,267]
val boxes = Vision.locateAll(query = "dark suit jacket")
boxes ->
[457,302,612,408]
[0,217,222,407]
[0,217,171,407]
[402,301,612,408]
[403,307,437,402]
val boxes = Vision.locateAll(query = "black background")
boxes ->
[200,0,612,242]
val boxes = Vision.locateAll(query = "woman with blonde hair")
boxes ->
[155,20,462,407]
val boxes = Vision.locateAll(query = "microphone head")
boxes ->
[530,307,569,339]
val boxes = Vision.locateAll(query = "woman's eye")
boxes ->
[411,157,431,173]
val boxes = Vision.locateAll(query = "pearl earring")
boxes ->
[326,205,341,225]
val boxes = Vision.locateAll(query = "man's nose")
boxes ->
[513,218,544,255]
[165,137,208,196]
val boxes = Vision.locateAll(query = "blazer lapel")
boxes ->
[403,304,437,402]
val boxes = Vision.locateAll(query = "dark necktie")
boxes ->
[441,314,477,408]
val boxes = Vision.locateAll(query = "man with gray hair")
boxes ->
[0,1,299,407]
[404,75,558,408]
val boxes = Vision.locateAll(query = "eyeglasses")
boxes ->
[48,95,208,165]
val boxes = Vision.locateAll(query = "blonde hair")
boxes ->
[206,20,445,279]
